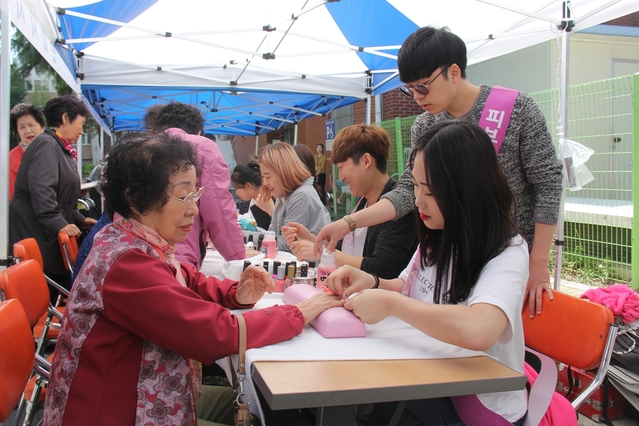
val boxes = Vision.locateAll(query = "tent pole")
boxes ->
[293,123,298,145]
[78,134,83,180]
[366,93,372,125]
[553,2,573,291]
[1,0,11,268]
[255,135,259,156]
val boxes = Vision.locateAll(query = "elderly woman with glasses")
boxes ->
[44,133,341,426]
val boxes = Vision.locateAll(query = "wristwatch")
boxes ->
[342,215,356,232]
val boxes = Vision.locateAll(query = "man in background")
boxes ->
[155,102,245,266]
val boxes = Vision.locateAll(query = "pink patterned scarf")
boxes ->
[54,130,78,160]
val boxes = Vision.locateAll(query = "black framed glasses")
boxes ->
[399,66,449,98]
[170,187,205,206]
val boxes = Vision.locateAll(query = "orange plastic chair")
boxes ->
[0,299,36,423]
[11,237,44,271]
[57,231,79,273]
[13,238,66,343]
[0,260,50,328]
[522,291,618,410]
[0,260,58,425]
[13,237,70,297]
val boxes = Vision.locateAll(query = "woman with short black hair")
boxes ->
[10,95,96,300]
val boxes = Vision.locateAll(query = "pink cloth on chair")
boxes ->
[581,284,639,323]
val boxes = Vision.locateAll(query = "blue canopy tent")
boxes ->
[53,0,418,134]
[2,0,639,266]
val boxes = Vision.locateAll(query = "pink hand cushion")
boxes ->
[282,284,366,338]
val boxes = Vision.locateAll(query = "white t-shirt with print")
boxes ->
[398,235,529,422]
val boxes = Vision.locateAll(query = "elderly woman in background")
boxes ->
[10,95,96,300]
[260,142,331,252]
[9,103,45,200]
[44,133,341,426]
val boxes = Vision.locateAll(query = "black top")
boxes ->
[10,128,85,275]
[251,204,272,230]
[356,178,418,279]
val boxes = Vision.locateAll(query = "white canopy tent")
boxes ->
[2,0,639,266]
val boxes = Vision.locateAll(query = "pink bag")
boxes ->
[524,362,578,426]
[452,350,578,426]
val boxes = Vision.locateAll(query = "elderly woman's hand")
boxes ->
[236,265,275,305]
[295,293,344,324]
[60,223,81,238]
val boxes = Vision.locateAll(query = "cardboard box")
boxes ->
[556,364,624,421]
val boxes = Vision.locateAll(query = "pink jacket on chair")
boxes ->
[166,128,245,267]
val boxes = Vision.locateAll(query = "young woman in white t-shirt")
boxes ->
[326,121,529,425]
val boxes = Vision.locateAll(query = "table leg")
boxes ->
[316,405,357,426]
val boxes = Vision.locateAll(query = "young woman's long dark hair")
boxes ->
[410,122,519,304]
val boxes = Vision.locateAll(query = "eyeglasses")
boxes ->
[399,66,449,98]
[170,187,205,206]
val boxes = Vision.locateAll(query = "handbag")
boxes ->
[229,314,256,426]
[612,323,639,375]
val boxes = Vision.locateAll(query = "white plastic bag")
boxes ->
[560,138,595,191]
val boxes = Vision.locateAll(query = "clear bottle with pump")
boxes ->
[317,248,336,290]
[262,231,278,259]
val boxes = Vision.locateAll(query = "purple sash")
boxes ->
[478,86,519,154]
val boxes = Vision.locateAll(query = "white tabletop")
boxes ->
[222,294,495,424]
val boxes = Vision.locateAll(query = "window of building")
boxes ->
[330,104,354,132]
[25,80,34,92]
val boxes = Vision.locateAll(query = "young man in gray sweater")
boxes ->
[315,26,563,318]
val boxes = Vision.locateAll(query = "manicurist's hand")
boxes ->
[290,240,320,262]
[325,265,375,298]
[282,222,315,245]
[344,290,396,325]
[313,219,350,256]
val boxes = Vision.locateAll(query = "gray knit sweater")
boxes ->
[382,85,564,250]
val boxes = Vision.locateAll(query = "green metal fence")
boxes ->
[531,76,634,286]
[374,74,636,287]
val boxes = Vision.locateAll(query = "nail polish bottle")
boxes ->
[257,234,264,251]
[285,264,296,289]
[263,261,270,274]
[272,261,281,278]
[307,261,317,286]
[300,262,308,278]
[274,265,286,293]
[242,260,252,272]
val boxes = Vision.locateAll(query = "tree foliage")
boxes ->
[12,27,100,139]
[12,29,74,95]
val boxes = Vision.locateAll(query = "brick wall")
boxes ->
[231,91,423,184]
[381,91,423,121]
[605,11,639,27]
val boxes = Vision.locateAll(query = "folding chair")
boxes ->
[57,231,79,273]
[0,260,59,426]
[522,291,618,410]
[12,238,67,347]
[12,238,70,299]
[0,299,37,423]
